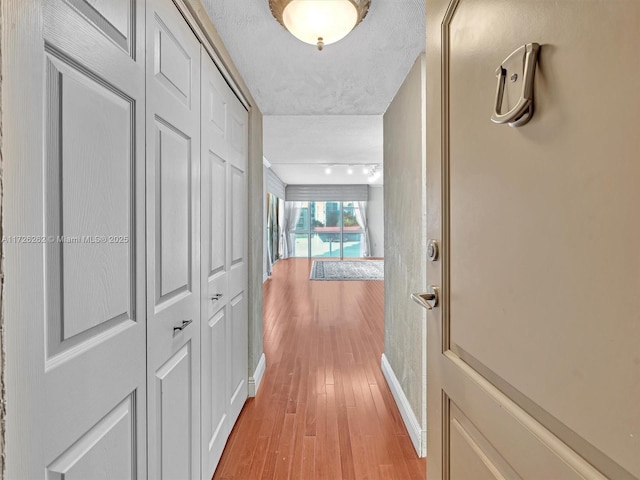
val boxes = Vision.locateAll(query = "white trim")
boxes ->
[248,353,266,397]
[381,353,426,457]
[176,0,251,110]
[265,166,286,200]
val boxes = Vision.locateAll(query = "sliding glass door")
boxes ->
[293,203,309,258]
[293,201,364,258]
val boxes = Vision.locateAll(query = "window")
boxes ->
[292,201,364,258]
[342,202,362,258]
[295,202,309,230]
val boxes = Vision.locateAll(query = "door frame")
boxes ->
[424,0,453,473]
[3,1,46,477]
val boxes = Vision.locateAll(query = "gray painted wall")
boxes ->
[367,186,384,257]
[0,6,5,474]
[248,109,264,382]
[383,54,426,439]
[263,165,268,282]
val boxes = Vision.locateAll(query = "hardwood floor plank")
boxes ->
[313,392,328,480]
[300,436,316,480]
[370,383,405,436]
[335,390,355,479]
[245,437,269,479]
[212,259,426,480]
[346,406,362,438]
[353,368,378,438]
[325,384,343,479]
[379,464,398,480]
[286,356,302,415]
[360,384,393,467]
[304,389,317,437]
[228,409,263,477]
[362,435,382,480]
[350,435,370,480]
[272,413,296,479]
[289,400,309,479]
[341,354,357,409]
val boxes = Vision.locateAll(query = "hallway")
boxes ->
[213,259,426,479]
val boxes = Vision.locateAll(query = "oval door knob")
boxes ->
[211,293,223,301]
[411,286,440,310]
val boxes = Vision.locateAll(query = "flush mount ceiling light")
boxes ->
[269,0,371,51]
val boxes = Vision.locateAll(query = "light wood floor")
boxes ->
[212,258,426,480]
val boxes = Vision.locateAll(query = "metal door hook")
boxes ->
[491,43,540,127]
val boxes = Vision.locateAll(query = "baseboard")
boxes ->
[381,353,426,457]
[248,353,266,397]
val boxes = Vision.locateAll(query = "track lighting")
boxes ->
[367,165,381,182]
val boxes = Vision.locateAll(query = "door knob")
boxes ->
[411,286,440,310]
[211,293,223,301]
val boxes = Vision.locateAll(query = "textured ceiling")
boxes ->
[203,0,426,185]
[264,115,383,185]
[203,0,426,115]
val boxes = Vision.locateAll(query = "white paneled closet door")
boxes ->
[40,0,147,478]
[6,0,251,477]
[145,0,202,478]
[200,48,249,479]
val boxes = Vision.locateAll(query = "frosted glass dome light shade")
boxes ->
[284,1,356,47]
[270,0,371,51]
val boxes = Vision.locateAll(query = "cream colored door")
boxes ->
[200,47,249,479]
[425,1,640,479]
[146,0,201,478]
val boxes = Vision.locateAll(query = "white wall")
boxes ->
[367,186,384,257]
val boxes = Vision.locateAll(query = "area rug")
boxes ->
[310,260,384,281]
